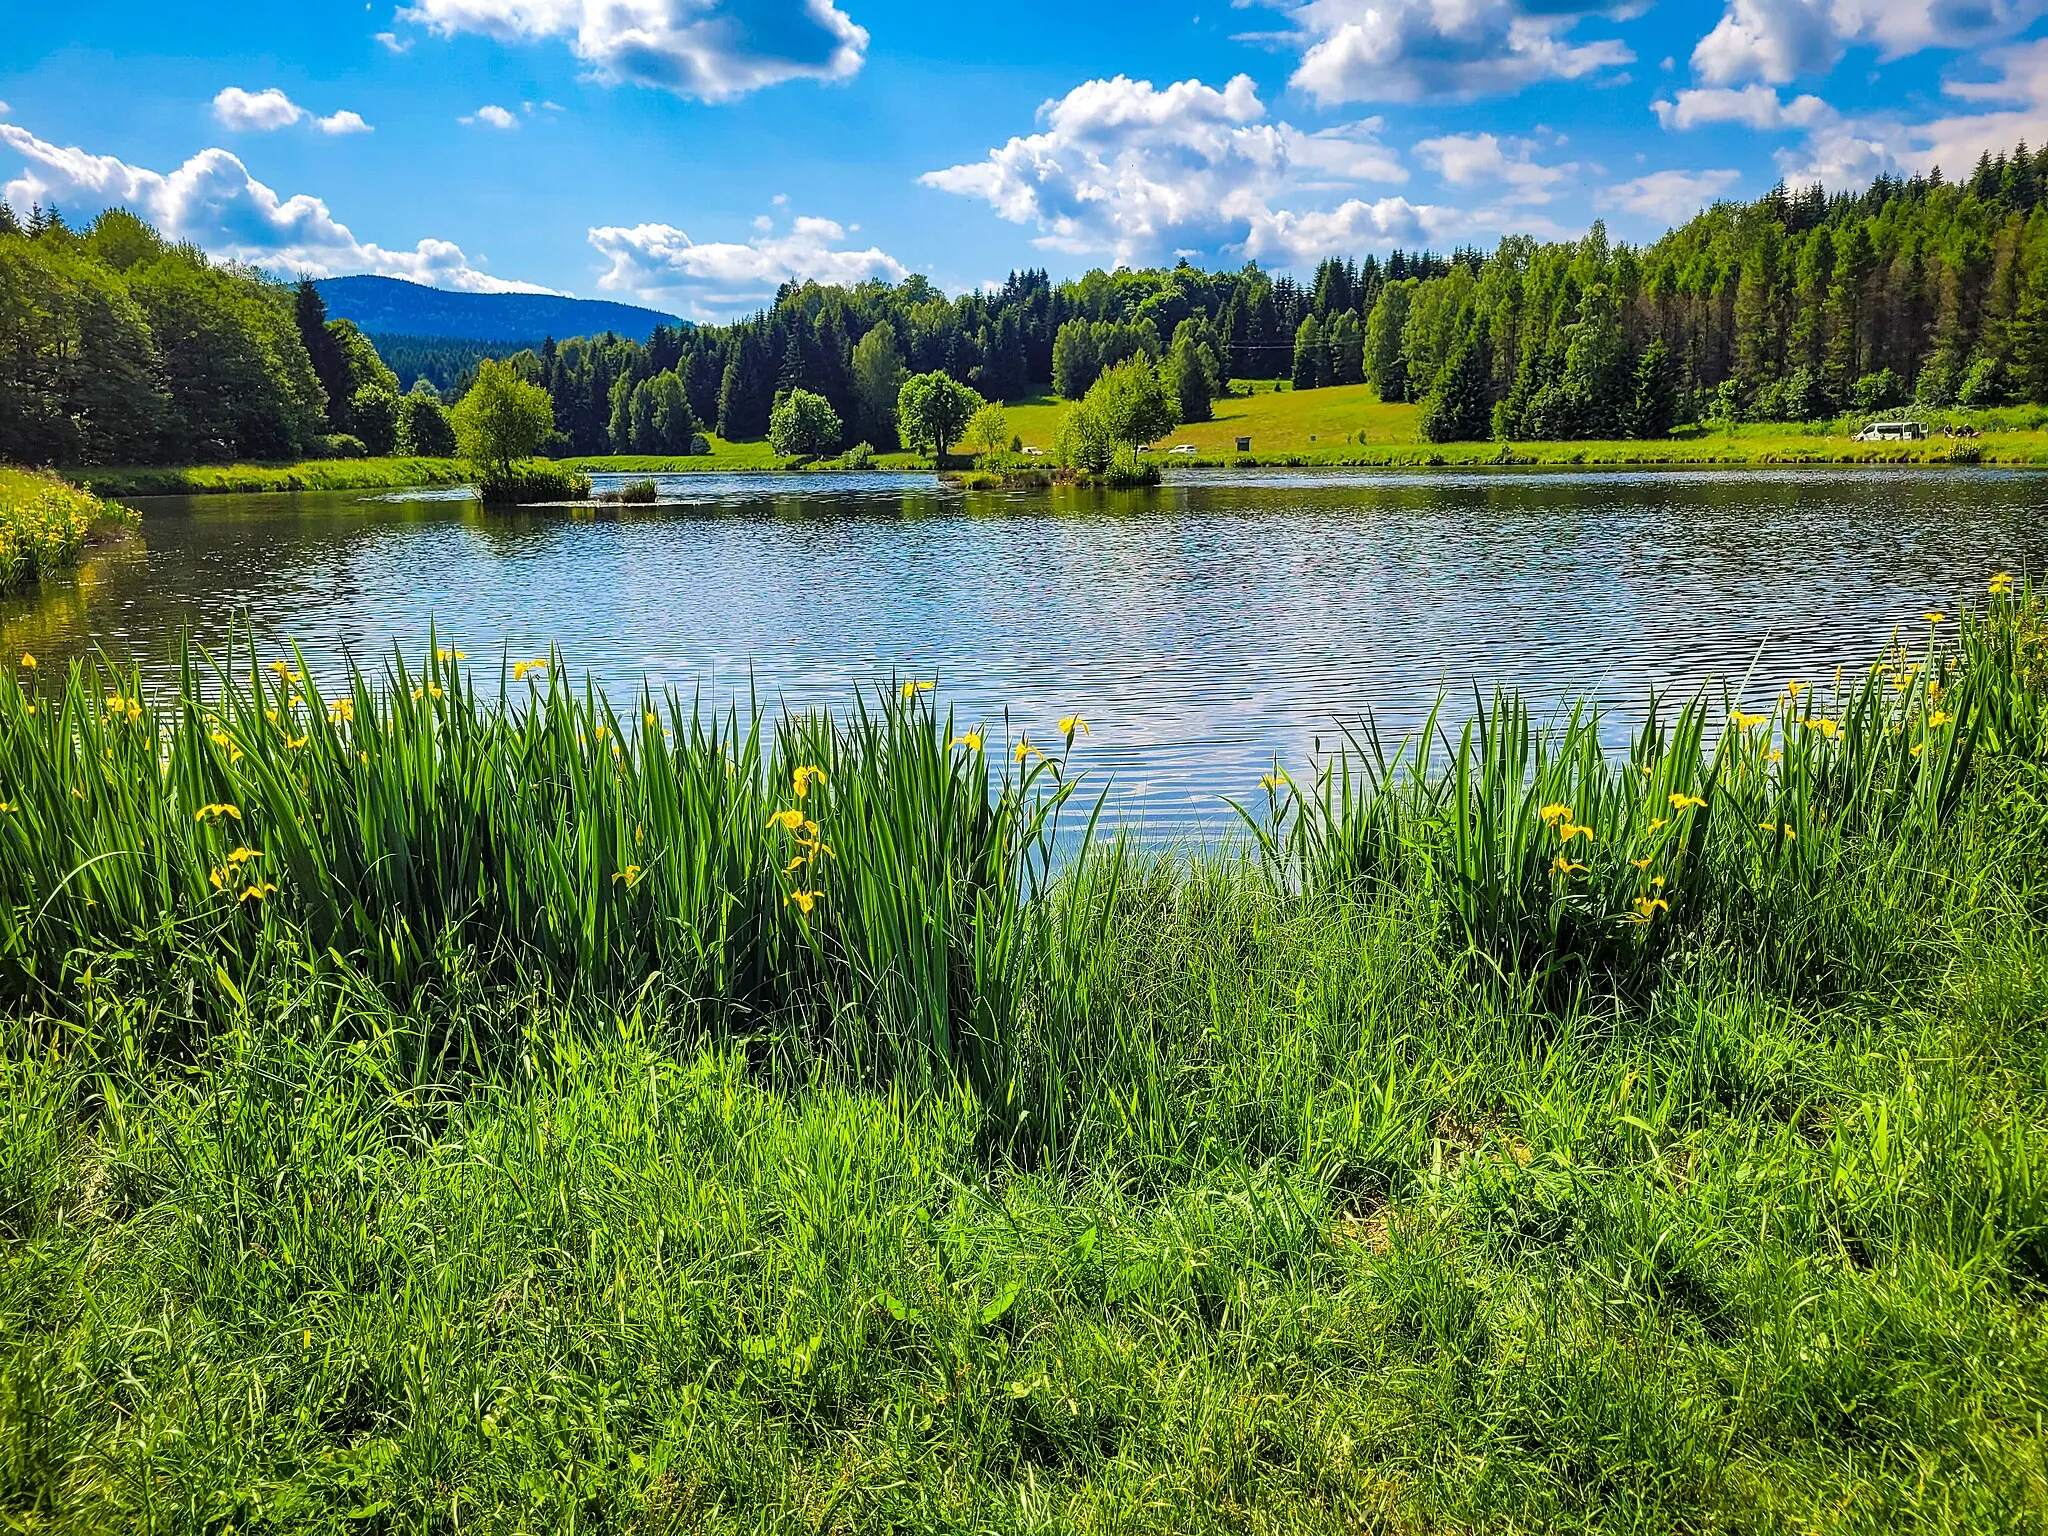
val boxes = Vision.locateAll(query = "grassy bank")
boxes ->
[2,581,2045,1530]
[65,457,474,498]
[0,466,136,594]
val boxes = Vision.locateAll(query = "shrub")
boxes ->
[314,433,367,459]
[1102,445,1161,487]
[395,394,456,458]
[351,386,400,456]
[0,467,133,594]
[768,389,842,459]
[1958,356,2008,408]
[474,461,591,505]
[1852,368,1906,412]
[841,442,876,469]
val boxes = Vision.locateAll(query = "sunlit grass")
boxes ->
[1,580,2045,1529]
[0,466,133,594]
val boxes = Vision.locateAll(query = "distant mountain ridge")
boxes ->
[315,275,684,345]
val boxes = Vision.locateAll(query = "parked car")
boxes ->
[1852,420,1927,441]
[1168,444,1199,456]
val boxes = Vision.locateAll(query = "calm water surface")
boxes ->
[7,468,2044,834]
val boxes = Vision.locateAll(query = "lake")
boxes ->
[6,467,2043,836]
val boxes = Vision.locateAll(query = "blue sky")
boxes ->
[7,0,2048,317]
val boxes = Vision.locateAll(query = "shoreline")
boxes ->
[56,433,2047,499]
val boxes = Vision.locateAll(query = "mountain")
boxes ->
[314,275,684,345]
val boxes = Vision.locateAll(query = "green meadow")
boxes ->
[0,578,2044,1531]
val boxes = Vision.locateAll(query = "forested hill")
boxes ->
[313,276,682,345]
[12,144,2048,468]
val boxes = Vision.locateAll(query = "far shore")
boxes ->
[58,432,2048,500]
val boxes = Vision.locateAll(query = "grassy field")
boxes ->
[54,391,2048,499]
[999,382,2048,466]
[1,580,2045,1530]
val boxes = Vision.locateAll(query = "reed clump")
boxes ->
[1,578,2045,1531]
[0,465,135,593]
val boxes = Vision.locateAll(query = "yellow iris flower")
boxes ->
[792,765,827,798]
[1058,714,1090,738]
[768,808,805,832]
[1669,793,1706,812]
[950,731,984,752]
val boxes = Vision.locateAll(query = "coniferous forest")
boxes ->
[11,145,2048,464]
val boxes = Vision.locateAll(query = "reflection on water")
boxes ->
[5,467,2044,835]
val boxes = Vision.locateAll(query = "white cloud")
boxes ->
[1413,131,1571,202]
[1652,84,1832,130]
[0,121,551,292]
[398,0,868,101]
[212,86,373,135]
[1692,0,2048,87]
[1747,39,2048,187]
[1598,167,1742,221]
[463,104,520,128]
[588,212,907,317]
[374,31,413,52]
[921,73,1430,266]
[1276,0,1633,104]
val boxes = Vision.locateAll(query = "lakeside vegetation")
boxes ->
[0,465,135,593]
[0,578,2044,1528]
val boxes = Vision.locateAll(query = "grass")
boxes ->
[995,383,2048,468]
[54,397,2048,501]
[0,466,136,594]
[1,575,2045,1530]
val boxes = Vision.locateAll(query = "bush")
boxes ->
[314,433,367,459]
[395,394,456,458]
[768,389,842,459]
[1916,356,1959,406]
[351,386,400,456]
[1102,445,1161,487]
[1958,356,2008,408]
[595,478,659,504]
[0,467,133,594]
[474,460,591,505]
[1852,368,1906,412]
[841,442,876,469]
[689,433,711,456]
[1051,402,1114,475]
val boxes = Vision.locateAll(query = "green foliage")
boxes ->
[896,371,983,459]
[1103,444,1161,486]
[850,321,906,449]
[349,385,400,456]
[1960,355,2009,406]
[0,465,131,592]
[769,388,843,458]
[1852,367,1906,411]
[963,400,1010,456]
[1365,280,1413,402]
[613,369,697,454]
[1083,356,1176,447]
[1628,336,1678,437]
[451,357,556,479]
[1419,337,1491,442]
[473,459,591,504]
[1052,317,1100,399]
[394,391,456,457]
[1290,314,1325,390]
[0,587,2045,1529]
[1050,399,1114,475]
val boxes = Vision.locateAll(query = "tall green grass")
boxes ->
[1,578,2045,1530]
[0,466,134,594]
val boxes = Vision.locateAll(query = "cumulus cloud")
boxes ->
[1271,0,1632,104]
[398,0,868,101]
[213,86,372,135]
[1686,38,2048,187]
[588,212,907,316]
[463,104,520,128]
[0,121,551,292]
[1413,131,1571,203]
[920,73,1442,266]
[1598,168,1743,222]
[374,31,413,52]
[1652,83,1832,130]
[1692,0,2047,86]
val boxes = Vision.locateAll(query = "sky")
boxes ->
[8,1,2048,319]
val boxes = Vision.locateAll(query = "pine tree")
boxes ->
[1420,338,1491,442]
[1290,315,1325,390]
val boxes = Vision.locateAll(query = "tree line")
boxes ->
[12,144,2048,465]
